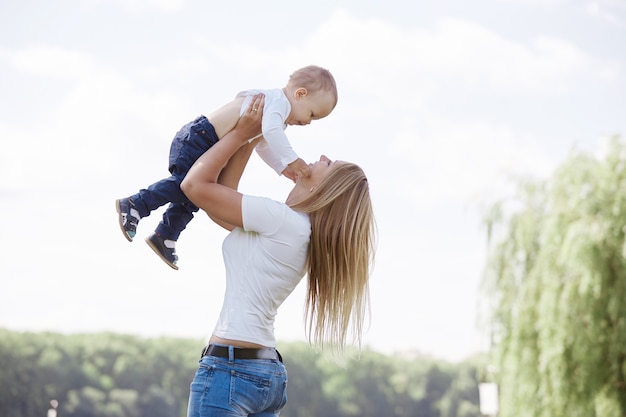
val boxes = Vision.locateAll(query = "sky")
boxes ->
[1,0,625,363]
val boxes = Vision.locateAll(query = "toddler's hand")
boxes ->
[283,158,311,182]
[282,166,298,183]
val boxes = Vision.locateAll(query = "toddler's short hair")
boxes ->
[288,65,338,106]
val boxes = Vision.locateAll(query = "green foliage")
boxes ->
[0,329,200,417]
[483,136,626,416]
[0,330,481,417]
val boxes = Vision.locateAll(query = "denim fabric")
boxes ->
[129,116,219,240]
[187,352,288,417]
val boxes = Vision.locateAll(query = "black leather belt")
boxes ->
[201,344,282,362]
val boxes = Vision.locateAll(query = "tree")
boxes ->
[0,330,482,417]
[280,342,328,417]
[483,136,626,416]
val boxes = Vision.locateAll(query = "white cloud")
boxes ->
[585,0,626,24]
[414,17,617,94]
[188,10,619,213]
[494,0,567,6]
[82,0,185,13]
[11,45,97,80]
[389,117,553,207]
[0,45,195,192]
[208,9,620,114]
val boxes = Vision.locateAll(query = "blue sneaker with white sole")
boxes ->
[145,232,179,270]
[115,198,140,242]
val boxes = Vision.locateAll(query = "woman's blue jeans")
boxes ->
[187,352,288,416]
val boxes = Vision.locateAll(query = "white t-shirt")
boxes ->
[237,88,299,175]
[212,195,311,347]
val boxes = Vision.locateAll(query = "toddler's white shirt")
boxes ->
[237,88,299,175]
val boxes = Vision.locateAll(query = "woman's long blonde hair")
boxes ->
[290,163,376,355]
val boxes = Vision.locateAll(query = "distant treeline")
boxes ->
[0,329,482,417]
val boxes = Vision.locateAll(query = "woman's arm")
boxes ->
[181,94,265,230]
[206,138,260,230]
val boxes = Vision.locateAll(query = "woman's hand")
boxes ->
[182,93,266,231]
[232,93,265,143]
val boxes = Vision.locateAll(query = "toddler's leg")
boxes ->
[115,175,187,242]
[145,201,199,270]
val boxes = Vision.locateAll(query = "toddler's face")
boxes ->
[286,91,335,126]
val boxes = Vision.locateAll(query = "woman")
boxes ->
[181,94,375,416]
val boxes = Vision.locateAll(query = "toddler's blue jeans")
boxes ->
[129,116,219,240]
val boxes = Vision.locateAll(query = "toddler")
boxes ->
[116,65,338,270]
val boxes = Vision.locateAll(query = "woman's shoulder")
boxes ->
[243,195,299,216]
[243,195,309,231]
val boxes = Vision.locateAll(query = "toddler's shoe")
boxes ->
[146,232,179,270]
[116,198,140,242]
